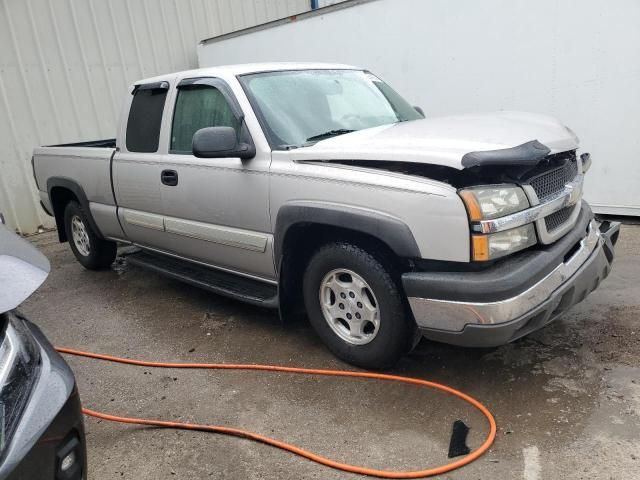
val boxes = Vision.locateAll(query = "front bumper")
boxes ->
[403,206,620,347]
[0,313,86,480]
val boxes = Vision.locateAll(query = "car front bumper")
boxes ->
[402,205,620,347]
[0,313,86,480]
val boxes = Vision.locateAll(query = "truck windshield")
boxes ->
[240,69,422,149]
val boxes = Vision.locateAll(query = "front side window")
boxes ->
[126,87,168,153]
[170,85,239,153]
[240,69,422,149]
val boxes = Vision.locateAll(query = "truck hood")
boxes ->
[0,224,50,314]
[291,111,578,169]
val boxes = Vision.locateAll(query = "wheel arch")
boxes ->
[274,203,419,322]
[47,177,104,242]
[274,203,420,266]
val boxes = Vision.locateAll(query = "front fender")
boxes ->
[274,201,421,265]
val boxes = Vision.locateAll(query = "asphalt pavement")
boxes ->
[21,225,640,479]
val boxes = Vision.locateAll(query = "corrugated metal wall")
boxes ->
[0,0,311,234]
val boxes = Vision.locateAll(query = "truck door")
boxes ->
[154,77,274,280]
[112,81,171,247]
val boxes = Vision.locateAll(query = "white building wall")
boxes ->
[199,0,640,217]
[318,0,347,6]
[0,0,310,234]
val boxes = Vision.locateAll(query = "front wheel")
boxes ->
[64,201,117,270]
[303,242,416,369]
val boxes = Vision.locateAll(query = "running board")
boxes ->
[124,251,279,308]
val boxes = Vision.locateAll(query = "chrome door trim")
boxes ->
[120,208,269,253]
[122,209,164,231]
[164,217,268,252]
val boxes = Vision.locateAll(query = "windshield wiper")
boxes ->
[306,129,355,143]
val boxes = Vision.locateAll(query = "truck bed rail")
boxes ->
[46,139,116,148]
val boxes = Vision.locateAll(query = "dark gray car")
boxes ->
[0,223,86,480]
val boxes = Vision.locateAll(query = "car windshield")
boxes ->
[240,69,423,149]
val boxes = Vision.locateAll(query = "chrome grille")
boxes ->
[529,158,578,201]
[545,205,575,232]
[521,151,582,245]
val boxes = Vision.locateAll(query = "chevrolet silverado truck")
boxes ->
[33,63,620,368]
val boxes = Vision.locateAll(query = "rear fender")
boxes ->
[46,177,104,242]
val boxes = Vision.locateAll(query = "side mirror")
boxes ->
[414,106,425,117]
[192,127,255,159]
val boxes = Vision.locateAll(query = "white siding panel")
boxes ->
[199,0,640,217]
[318,0,348,7]
[0,0,312,234]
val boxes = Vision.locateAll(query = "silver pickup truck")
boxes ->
[33,63,619,368]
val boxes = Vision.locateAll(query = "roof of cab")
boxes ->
[133,62,361,87]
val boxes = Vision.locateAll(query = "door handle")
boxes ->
[161,169,178,186]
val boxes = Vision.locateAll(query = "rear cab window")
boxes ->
[126,82,169,153]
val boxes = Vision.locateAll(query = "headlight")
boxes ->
[471,224,537,261]
[0,313,40,455]
[459,185,530,221]
[459,185,536,261]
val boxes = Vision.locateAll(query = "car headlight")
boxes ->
[0,313,40,456]
[459,185,530,221]
[459,185,536,261]
[471,224,537,261]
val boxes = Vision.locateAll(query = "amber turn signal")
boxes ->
[459,190,483,222]
[471,235,489,261]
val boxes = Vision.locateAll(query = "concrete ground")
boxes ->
[21,225,640,480]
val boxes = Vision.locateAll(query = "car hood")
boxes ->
[290,111,578,169]
[0,224,50,313]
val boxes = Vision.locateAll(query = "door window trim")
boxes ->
[169,77,249,155]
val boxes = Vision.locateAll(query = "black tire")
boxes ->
[63,201,116,270]
[303,242,416,369]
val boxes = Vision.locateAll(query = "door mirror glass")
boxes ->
[192,127,254,159]
[414,106,425,117]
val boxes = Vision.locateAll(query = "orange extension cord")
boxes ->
[56,347,496,479]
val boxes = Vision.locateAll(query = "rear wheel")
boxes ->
[303,242,416,369]
[64,201,116,270]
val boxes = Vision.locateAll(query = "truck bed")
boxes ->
[33,142,118,231]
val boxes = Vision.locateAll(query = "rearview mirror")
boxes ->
[192,127,255,159]
[414,106,425,117]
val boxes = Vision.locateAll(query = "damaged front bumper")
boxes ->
[402,205,620,347]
